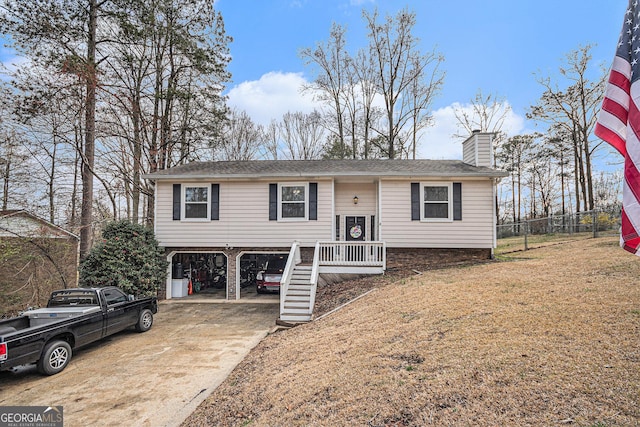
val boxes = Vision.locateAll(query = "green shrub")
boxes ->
[79,221,166,296]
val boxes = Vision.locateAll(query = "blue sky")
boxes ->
[0,0,628,162]
[217,0,627,161]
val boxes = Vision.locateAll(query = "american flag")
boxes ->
[595,0,640,254]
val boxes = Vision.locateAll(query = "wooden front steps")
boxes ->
[279,264,313,323]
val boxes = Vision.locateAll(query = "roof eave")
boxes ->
[142,171,508,180]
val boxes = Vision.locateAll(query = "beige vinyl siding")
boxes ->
[462,139,476,165]
[380,179,495,248]
[476,135,493,168]
[155,180,333,248]
[334,182,377,240]
[334,182,376,216]
[462,133,493,168]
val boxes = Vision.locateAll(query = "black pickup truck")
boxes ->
[0,287,157,375]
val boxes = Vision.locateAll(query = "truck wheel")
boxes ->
[37,340,72,376]
[135,309,153,332]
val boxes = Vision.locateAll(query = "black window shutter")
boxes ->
[371,215,376,240]
[453,182,462,221]
[172,184,181,220]
[309,182,318,220]
[269,183,277,220]
[211,184,219,220]
[411,183,420,221]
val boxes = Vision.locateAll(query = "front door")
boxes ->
[345,216,366,261]
[345,216,366,241]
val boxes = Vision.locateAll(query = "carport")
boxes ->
[237,251,289,299]
[165,250,289,301]
[167,251,228,299]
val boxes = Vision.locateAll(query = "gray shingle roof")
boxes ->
[142,159,508,180]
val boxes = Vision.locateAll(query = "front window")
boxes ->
[423,183,452,221]
[280,184,307,220]
[184,186,209,219]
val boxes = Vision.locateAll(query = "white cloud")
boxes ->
[417,102,527,160]
[226,71,319,126]
[227,71,529,160]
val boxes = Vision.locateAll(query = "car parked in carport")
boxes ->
[256,255,287,293]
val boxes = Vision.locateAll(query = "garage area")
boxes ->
[168,251,289,300]
[170,252,228,298]
[238,252,288,299]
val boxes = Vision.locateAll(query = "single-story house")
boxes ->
[0,210,79,316]
[143,131,507,322]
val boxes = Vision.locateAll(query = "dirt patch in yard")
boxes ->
[182,237,640,426]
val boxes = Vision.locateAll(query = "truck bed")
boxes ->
[0,316,29,335]
[25,307,102,327]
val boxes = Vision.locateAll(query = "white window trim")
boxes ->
[421,182,453,222]
[182,184,210,222]
[278,182,308,221]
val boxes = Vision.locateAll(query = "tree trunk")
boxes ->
[49,141,57,223]
[2,157,10,211]
[132,90,142,224]
[583,136,595,211]
[572,135,581,213]
[80,0,98,259]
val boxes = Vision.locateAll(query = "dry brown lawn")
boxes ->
[182,237,640,427]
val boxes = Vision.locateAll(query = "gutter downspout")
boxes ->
[492,177,500,258]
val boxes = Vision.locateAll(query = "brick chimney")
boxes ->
[462,130,493,168]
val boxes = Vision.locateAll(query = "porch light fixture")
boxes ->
[353,196,359,205]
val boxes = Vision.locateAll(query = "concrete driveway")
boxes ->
[0,300,280,427]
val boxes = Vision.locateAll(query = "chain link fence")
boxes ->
[496,210,621,254]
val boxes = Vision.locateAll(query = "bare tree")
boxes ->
[454,91,511,137]
[279,111,326,160]
[404,55,445,159]
[498,134,537,224]
[0,0,232,234]
[216,109,262,161]
[546,126,575,218]
[528,44,607,212]
[300,23,349,156]
[526,144,557,218]
[453,89,512,167]
[301,7,443,160]
[0,129,30,212]
[261,120,281,160]
[364,7,444,159]
[592,171,622,214]
[0,0,114,257]
[351,49,382,159]
[3,64,84,224]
